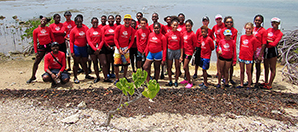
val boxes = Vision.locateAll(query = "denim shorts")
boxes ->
[238,58,253,64]
[146,51,162,61]
[74,45,88,57]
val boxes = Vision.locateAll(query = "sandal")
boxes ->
[165,81,173,86]
[26,77,36,84]
[74,78,80,84]
[263,85,272,90]
[85,75,95,79]
[236,86,243,89]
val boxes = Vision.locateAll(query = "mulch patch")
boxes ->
[0,87,297,125]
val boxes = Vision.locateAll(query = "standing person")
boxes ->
[102,15,116,79]
[99,15,107,28]
[193,16,213,79]
[217,29,237,88]
[198,26,215,89]
[86,17,113,83]
[211,14,225,78]
[219,16,238,85]
[113,14,135,84]
[262,17,283,90]
[130,19,138,72]
[143,22,167,82]
[165,18,183,87]
[63,11,76,71]
[42,42,69,87]
[164,16,172,33]
[237,22,259,89]
[49,14,66,54]
[27,16,55,83]
[149,13,166,34]
[251,14,267,88]
[177,13,186,33]
[115,15,122,26]
[180,19,197,88]
[70,14,94,84]
[136,18,150,69]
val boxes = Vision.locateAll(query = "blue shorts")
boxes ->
[74,45,88,57]
[146,51,162,61]
[42,69,70,81]
[238,58,253,64]
[199,58,210,70]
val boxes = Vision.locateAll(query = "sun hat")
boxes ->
[51,42,59,47]
[124,14,132,20]
[215,14,222,20]
[202,16,209,21]
[223,29,232,36]
[271,17,280,23]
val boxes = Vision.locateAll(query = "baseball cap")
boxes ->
[51,42,59,47]
[64,11,72,16]
[223,29,232,36]
[271,17,280,23]
[215,14,222,20]
[124,14,132,20]
[202,16,209,21]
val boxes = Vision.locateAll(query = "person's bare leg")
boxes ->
[268,57,277,86]
[154,61,161,82]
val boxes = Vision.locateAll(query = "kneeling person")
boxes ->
[42,42,70,87]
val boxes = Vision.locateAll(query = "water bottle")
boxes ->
[121,55,127,64]
[54,74,61,84]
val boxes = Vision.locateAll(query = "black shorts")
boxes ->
[59,42,67,54]
[88,45,105,55]
[130,47,137,57]
[42,69,70,81]
[184,54,192,60]
[136,51,146,61]
[218,56,232,61]
[264,47,278,59]
[37,43,51,53]
[194,47,201,66]
[104,45,115,55]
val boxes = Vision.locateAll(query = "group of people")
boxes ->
[26,11,283,89]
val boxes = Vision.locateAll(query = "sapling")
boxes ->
[101,69,160,127]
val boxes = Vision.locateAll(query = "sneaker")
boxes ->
[160,74,165,79]
[125,77,131,82]
[107,74,110,79]
[26,77,36,84]
[109,74,116,78]
[104,79,113,83]
[185,83,193,88]
[114,79,119,85]
[230,80,236,85]
[216,84,221,88]
[236,86,243,89]
[174,82,178,87]
[224,84,231,87]
[200,85,209,89]
[198,82,204,87]
[51,82,57,88]
[85,75,95,79]
[243,81,249,86]
[180,80,188,84]
[193,74,197,79]
[94,78,100,83]
[165,81,173,86]
[74,78,80,84]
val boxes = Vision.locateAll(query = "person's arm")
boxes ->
[162,35,167,62]
[127,28,136,49]
[33,29,38,53]
[210,26,216,41]
[114,26,121,49]
[232,41,237,66]
[179,34,184,63]
[86,29,97,51]
[210,38,215,51]
[49,27,56,42]
[268,31,283,48]
[69,30,75,54]
[59,52,66,73]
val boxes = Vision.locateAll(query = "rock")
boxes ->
[10,82,16,86]
[77,101,87,109]
[61,114,79,124]
[65,103,72,107]
[271,110,282,114]
[148,99,155,103]
[19,71,23,74]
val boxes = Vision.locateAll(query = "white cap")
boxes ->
[215,14,222,19]
[271,17,280,23]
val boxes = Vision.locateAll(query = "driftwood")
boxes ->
[278,29,298,85]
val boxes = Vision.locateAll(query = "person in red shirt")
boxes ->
[27,16,55,84]
[115,15,121,26]
[219,16,238,85]
[113,14,135,84]
[135,12,149,29]
[165,18,183,87]
[216,29,237,88]
[63,11,76,71]
[49,14,66,53]
[99,15,107,28]
[211,14,225,79]
[177,13,186,33]
[193,16,213,79]
[197,26,215,89]
[262,17,283,90]
[102,15,117,78]
[143,22,167,82]
[237,22,259,89]
[164,16,173,34]
[70,14,94,84]
[180,20,197,88]
[42,42,69,87]
[149,13,166,34]
[136,18,150,69]
[130,19,138,72]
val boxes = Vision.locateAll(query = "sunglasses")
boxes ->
[226,21,233,23]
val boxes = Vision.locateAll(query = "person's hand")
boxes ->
[258,54,263,61]
[268,40,273,43]
[123,48,129,54]
[51,73,57,79]
[56,72,61,78]
[95,50,100,55]
[71,53,75,58]
[118,49,124,55]
[161,61,165,65]
[218,50,222,55]
[232,63,236,66]
[179,57,183,63]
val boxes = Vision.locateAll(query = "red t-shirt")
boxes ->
[165,30,182,50]
[149,23,166,35]
[239,35,259,61]
[146,32,167,61]
[211,23,225,45]
[266,28,283,48]
[49,23,65,44]
[219,27,238,42]
[196,28,213,46]
[114,25,135,49]
[200,36,215,59]
[164,25,172,34]
[69,26,89,53]
[177,23,186,33]
[44,51,66,72]
[217,39,237,64]
[98,24,106,29]
[63,20,76,39]
[136,28,150,53]
[33,26,55,53]
[253,27,267,48]
[102,25,116,47]
[182,31,197,56]
[136,21,149,29]
[86,27,103,51]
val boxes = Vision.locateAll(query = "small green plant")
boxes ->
[101,69,160,127]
